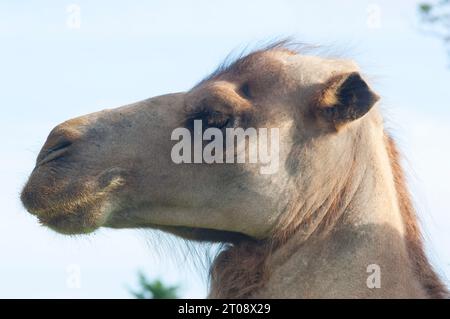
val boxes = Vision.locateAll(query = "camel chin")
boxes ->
[37,205,103,235]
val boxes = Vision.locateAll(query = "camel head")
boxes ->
[21,43,379,241]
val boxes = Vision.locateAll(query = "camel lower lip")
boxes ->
[38,213,98,235]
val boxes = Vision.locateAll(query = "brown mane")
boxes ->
[384,134,448,298]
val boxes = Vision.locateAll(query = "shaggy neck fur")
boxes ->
[209,123,448,299]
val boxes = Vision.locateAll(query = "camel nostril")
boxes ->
[48,140,72,153]
[36,120,85,167]
[36,138,73,167]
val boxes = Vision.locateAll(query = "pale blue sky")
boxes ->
[1,0,449,298]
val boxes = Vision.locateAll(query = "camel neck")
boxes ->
[252,134,431,298]
[209,130,446,298]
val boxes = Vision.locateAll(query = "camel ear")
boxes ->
[314,72,379,126]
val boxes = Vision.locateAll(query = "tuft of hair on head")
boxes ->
[195,37,319,87]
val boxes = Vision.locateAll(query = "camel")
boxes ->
[21,41,448,298]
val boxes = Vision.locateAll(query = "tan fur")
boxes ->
[21,42,447,298]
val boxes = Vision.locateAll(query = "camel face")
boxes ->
[21,46,378,239]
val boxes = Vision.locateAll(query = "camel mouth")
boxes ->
[21,168,125,235]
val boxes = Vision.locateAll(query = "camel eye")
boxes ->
[205,111,233,129]
[239,82,252,99]
[187,109,233,130]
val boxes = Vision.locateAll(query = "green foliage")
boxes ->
[419,0,450,22]
[419,0,450,57]
[419,3,433,14]
[130,272,179,299]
